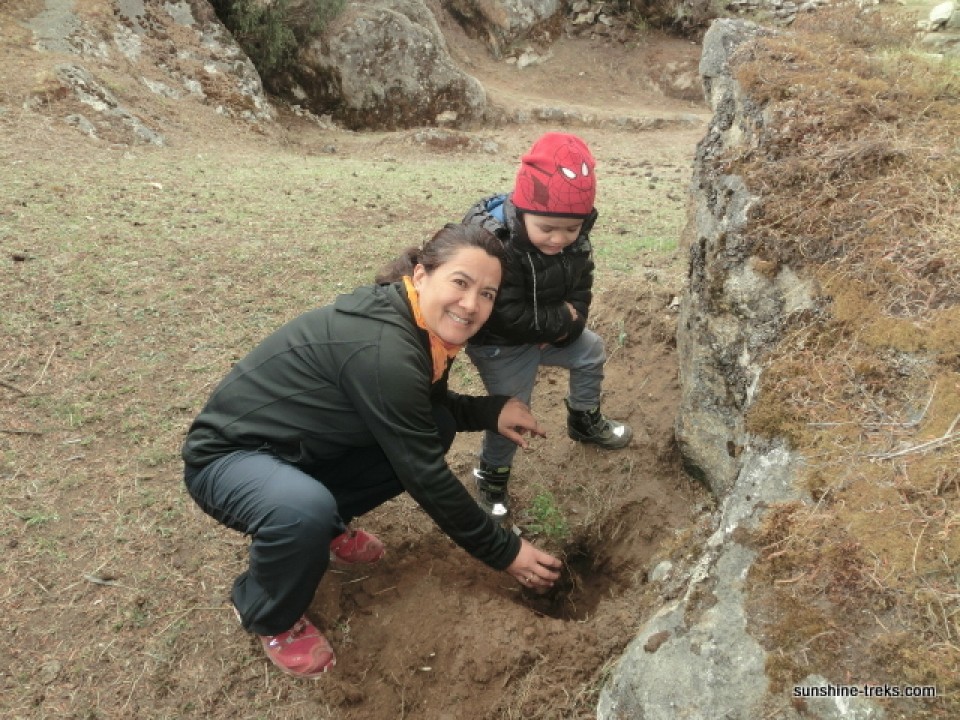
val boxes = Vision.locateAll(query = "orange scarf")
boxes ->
[402,276,463,383]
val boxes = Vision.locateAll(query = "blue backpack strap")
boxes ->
[485,194,508,224]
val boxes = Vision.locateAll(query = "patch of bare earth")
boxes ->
[297,285,708,719]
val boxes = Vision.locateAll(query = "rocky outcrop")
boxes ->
[20,0,273,145]
[928,0,960,28]
[19,0,490,134]
[723,0,829,26]
[598,444,802,720]
[442,0,562,56]
[675,18,821,497]
[598,19,884,719]
[17,0,707,134]
[273,0,486,129]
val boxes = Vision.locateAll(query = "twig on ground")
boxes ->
[775,571,809,584]
[1,428,42,436]
[26,345,56,392]
[156,605,227,636]
[29,576,50,593]
[341,575,369,585]
[914,382,938,427]
[911,522,929,575]
[121,660,147,712]
[83,574,122,587]
[83,574,139,592]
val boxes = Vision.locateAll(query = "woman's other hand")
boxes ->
[497,397,547,449]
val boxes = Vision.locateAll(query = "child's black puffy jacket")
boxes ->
[463,193,596,348]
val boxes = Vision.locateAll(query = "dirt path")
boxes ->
[437,6,707,122]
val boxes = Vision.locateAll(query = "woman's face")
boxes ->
[412,247,501,345]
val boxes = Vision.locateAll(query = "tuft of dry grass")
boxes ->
[726,7,960,717]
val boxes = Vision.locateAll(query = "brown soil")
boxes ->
[0,4,713,718]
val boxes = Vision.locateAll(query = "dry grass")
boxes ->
[725,7,960,717]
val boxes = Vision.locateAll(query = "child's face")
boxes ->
[522,214,583,255]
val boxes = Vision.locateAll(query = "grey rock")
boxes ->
[600,18,886,720]
[24,0,82,55]
[276,0,486,130]
[51,63,165,145]
[445,0,561,56]
[929,1,957,29]
[20,0,274,145]
[64,113,97,137]
[599,444,802,720]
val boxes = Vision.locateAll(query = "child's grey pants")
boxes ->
[466,328,606,468]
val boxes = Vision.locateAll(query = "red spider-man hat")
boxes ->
[512,132,596,218]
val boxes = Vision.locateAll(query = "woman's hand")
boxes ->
[497,398,546,449]
[507,538,562,592]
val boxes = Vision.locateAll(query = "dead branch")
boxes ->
[867,413,960,460]
[26,346,56,393]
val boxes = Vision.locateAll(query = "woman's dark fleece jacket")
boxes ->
[182,282,520,570]
[462,193,597,348]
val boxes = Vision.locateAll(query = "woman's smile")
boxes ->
[413,247,501,345]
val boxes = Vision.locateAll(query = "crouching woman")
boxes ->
[181,224,562,678]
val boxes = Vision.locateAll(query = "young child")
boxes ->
[462,132,633,518]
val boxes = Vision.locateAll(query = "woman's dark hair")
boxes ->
[375,224,506,284]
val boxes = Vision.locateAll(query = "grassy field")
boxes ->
[1,127,692,510]
[0,120,701,719]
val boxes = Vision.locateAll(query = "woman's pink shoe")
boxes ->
[259,616,335,678]
[330,528,385,564]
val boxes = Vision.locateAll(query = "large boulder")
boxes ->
[598,19,886,719]
[598,444,802,720]
[920,0,960,55]
[441,0,562,56]
[928,0,958,29]
[272,0,487,129]
[674,18,820,497]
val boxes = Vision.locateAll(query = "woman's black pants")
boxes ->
[183,405,456,635]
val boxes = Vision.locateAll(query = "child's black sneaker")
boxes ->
[566,400,633,449]
[472,461,511,518]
